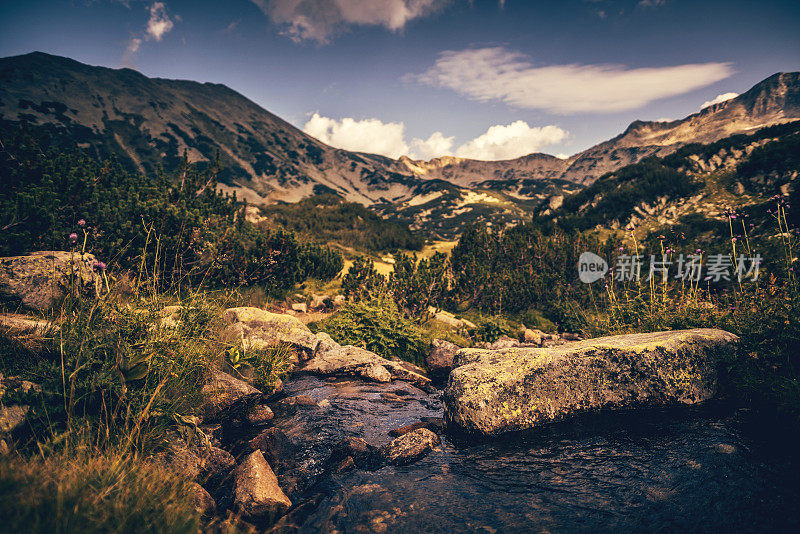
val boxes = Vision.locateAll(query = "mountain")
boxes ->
[1,52,799,238]
[0,51,418,205]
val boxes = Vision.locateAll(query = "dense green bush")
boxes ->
[389,252,450,320]
[341,256,386,302]
[258,193,424,252]
[0,124,341,292]
[313,297,426,365]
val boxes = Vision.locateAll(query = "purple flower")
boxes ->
[696,248,702,254]
[77,219,86,227]
[732,237,737,242]
[69,232,78,243]
[618,246,624,252]
[96,261,107,271]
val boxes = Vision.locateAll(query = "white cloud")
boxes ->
[410,47,734,114]
[638,0,667,8]
[251,0,447,43]
[303,113,410,158]
[701,92,739,110]
[122,2,175,64]
[145,2,174,41]
[302,114,567,161]
[410,131,454,160]
[454,121,568,160]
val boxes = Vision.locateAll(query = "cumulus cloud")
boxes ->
[409,47,734,114]
[145,2,174,41]
[303,113,410,158]
[454,121,568,160]
[251,0,448,43]
[302,114,567,161]
[410,131,455,160]
[700,92,739,110]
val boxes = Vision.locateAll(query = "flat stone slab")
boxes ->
[443,328,738,436]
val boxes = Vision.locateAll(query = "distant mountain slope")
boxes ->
[0,51,418,204]
[1,52,798,238]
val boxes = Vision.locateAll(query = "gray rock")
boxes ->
[220,307,320,359]
[200,368,262,422]
[426,339,460,381]
[248,427,296,471]
[487,335,520,350]
[444,329,738,436]
[302,344,432,391]
[523,329,543,345]
[0,313,58,337]
[314,332,341,354]
[234,450,292,523]
[381,428,441,465]
[363,363,392,383]
[0,251,102,311]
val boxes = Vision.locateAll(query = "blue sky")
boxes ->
[1,0,799,160]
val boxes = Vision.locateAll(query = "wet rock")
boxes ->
[381,428,441,466]
[249,427,296,471]
[198,446,236,491]
[444,328,738,436]
[221,307,320,359]
[190,482,216,517]
[0,251,103,311]
[246,404,274,425]
[234,450,292,523]
[329,437,381,469]
[426,339,460,382]
[388,417,445,437]
[200,368,262,422]
[274,394,318,410]
[302,345,433,391]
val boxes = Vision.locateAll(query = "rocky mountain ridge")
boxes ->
[1,52,799,238]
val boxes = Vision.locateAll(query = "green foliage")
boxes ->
[389,252,450,320]
[298,243,344,282]
[258,194,424,252]
[224,343,294,391]
[342,256,386,302]
[0,123,336,293]
[472,316,518,343]
[0,444,200,534]
[448,224,620,321]
[314,297,426,365]
[543,157,702,232]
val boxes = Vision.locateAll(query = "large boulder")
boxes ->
[0,251,101,311]
[234,450,292,523]
[426,339,460,382]
[302,344,432,391]
[444,329,738,436]
[221,307,320,359]
[200,368,262,421]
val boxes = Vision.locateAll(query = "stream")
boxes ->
[264,376,800,533]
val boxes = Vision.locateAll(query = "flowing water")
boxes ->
[268,376,800,533]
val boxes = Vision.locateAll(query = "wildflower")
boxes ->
[97,261,107,271]
[69,232,78,243]
[618,246,624,252]
[696,248,702,254]
[732,237,737,242]
[77,219,86,227]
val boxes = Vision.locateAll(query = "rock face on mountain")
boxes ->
[3,52,798,215]
[443,329,738,436]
